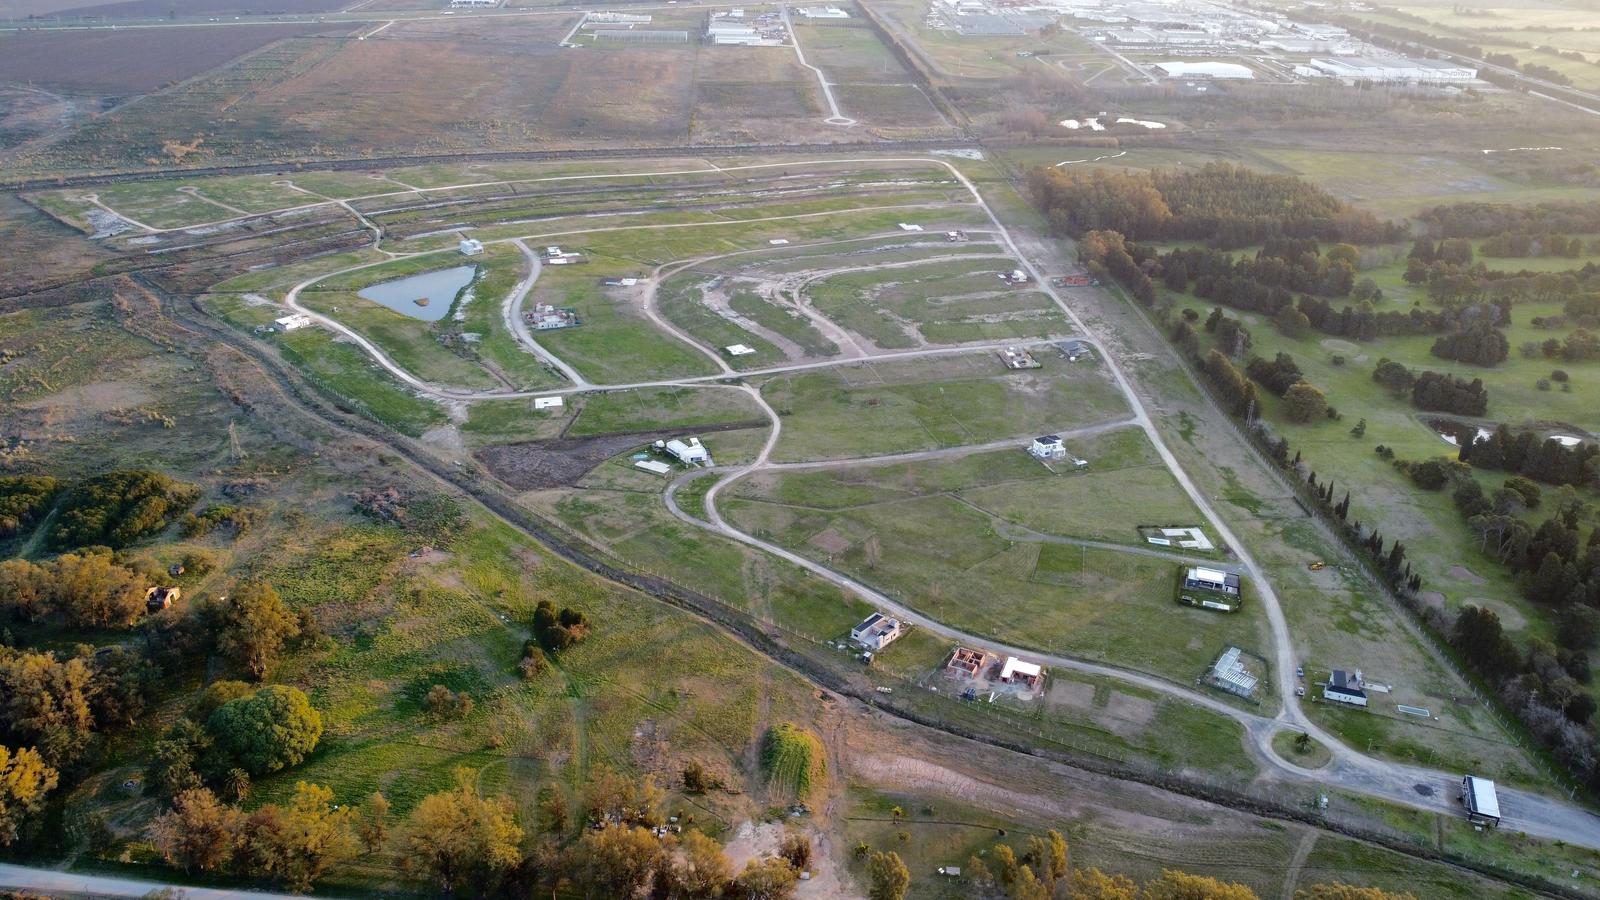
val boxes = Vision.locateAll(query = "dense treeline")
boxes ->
[1482,232,1586,259]
[1029,163,1403,248]
[51,470,199,550]
[0,476,60,538]
[1418,200,1600,239]
[1373,357,1490,416]
[1460,425,1600,488]
[0,549,157,629]
[1430,319,1510,366]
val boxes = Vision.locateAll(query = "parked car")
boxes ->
[1296,665,1305,678]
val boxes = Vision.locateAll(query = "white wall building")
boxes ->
[459,238,484,256]
[1030,435,1068,460]
[273,314,313,332]
[851,612,905,650]
[1153,61,1255,80]
[661,437,711,466]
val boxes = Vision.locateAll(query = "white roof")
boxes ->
[1466,777,1500,819]
[1155,61,1255,79]
[635,460,672,475]
[768,238,790,245]
[1001,657,1042,679]
[898,223,924,231]
[533,396,564,409]
[726,344,757,356]
[1190,566,1228,582]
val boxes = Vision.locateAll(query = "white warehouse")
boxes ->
[1153,61,1256,80]
[1308,57,1478,83]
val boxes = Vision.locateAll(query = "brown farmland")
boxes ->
[0,23,353,94]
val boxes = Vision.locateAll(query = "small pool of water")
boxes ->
[1426,417,1491,447]
[356,265,475,322]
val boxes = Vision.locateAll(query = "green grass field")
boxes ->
[760,351,1129,462]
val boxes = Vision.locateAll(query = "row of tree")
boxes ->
[1416,199,1600,240]
[1029,163,1402,249]
[0,549,157,629]
[1371,360,1491,416]
[1459,425,1600,488]
[1481,232,1587,259]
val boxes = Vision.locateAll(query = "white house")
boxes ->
[458,238,484,256]
[1323,669,1368,707]
[273,314,313,332]
[999,657,1044,688]
[661,437,711,467]
[725,344,756,357]
[851,612,904,650]
[1183,566,1240,596]
[1030,435,1067,460]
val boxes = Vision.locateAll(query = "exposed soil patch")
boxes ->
[475,421,763,490]
[1447,565,1485,585]
[1047,680,1095,710]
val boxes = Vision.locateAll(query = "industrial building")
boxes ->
[1153,61,1255,80]
[795,5,849,17]
[1306,57,1478,83]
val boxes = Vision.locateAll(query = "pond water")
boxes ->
[356,265,475,322]
[1426,417,1491,447]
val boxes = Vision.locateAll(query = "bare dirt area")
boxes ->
[56,0,349,16]
[0,24,352,94]
[475,421,762,490]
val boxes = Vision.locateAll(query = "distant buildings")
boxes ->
[525,304,578,331]
[1306,56,1477,83]
[796,5,849,17]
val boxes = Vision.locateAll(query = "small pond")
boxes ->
[356,265,475,322]
[1426,417,1491,447]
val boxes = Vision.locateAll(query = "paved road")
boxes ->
[0,863,323,899]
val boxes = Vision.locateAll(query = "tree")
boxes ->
[566,825,662,896]
[148,787,242,873]
[1070,867,1139,899]
[0,648,97,771]
[0,745,58,845]
[207,685,323,776]
[1452,606,1522,681]
[1141,869,1259,899]
[665,829,732,899]
[44,551,147,628]
[238,781,357,891]
[399,773,524,894]
[1011,866,1051,900]
[734,857,798,900]
[866,850,911,900]
[359,791,390,854]
[1283,383,1329,424]
[1027,830,1069,886]
[211,582,299,680]
[779,832,811,871]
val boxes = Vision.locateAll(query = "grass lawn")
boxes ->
[759,352,1129,462]
[803,257,1067,349]
[528,262,723,384]
[455,245,567,390]
[296,289,502,391]
[1271,729,1331,769]
[722,484,1270,686]
[567,386,766,436]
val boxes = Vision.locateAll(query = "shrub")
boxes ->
[52,470,199,549]
[0,476,61,538]
[1552,369,1570,382]
[760,724,825,803]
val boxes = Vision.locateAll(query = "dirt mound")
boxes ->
[475,421,762,489]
